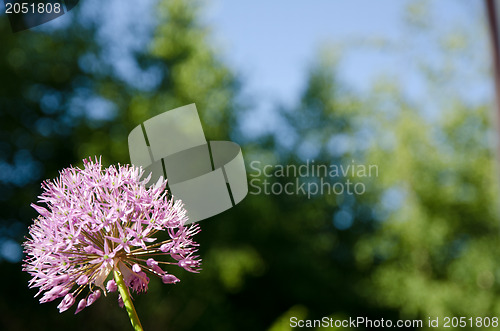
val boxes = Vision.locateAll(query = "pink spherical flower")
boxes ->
[23,157,201,314]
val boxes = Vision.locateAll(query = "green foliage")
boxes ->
[0,1,498,330]
[355,96,500,322]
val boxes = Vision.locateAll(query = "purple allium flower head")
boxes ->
[23,157,201,314]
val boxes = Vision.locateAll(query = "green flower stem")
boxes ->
[114,269,144,331]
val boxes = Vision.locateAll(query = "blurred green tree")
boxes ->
[351,1,500,328]
[354,85,500,326]
[0,0,242,329]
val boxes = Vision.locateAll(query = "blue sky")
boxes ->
[205,0,403,104]
[203,0,490,135]
[29,0,490,127]
[205,0,486,96]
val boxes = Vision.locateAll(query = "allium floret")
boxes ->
[22,157,202,314]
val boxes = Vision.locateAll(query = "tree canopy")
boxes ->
[0,1,497,330]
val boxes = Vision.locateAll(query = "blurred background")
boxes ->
[0,0,499,330]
